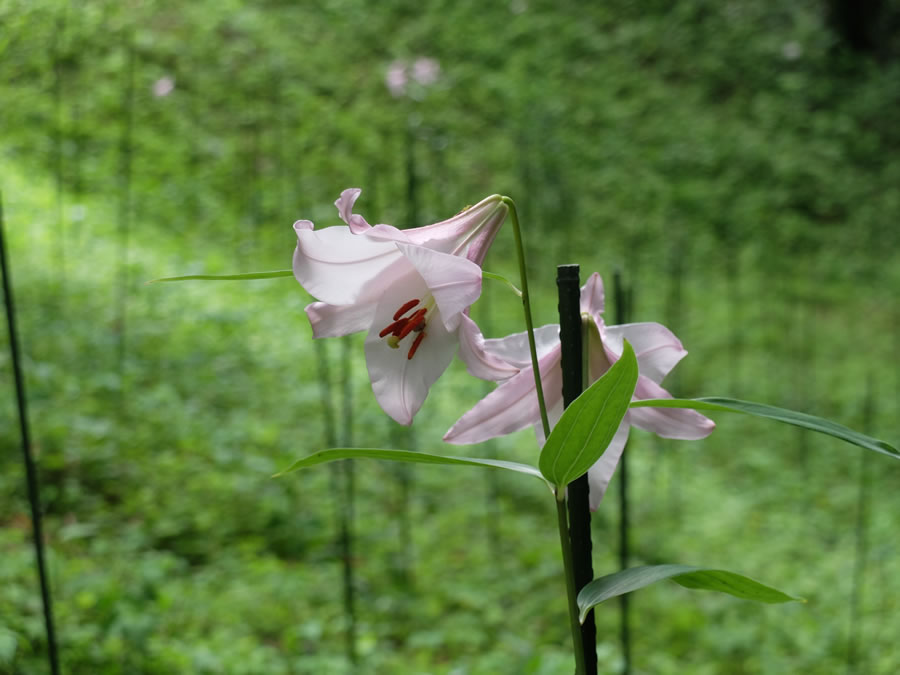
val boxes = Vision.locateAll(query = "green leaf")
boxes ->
[275,447,549,486]
[482,270,522,297]
[539,340,638,489]
[148,269,293,283]
[629,397,898,459]
[577,564,803,622]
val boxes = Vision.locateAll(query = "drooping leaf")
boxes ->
[148,270,294,283]
[276,447,549,487]
[577,564,803,623]
[539,340,638,489]
[629,397,898,459]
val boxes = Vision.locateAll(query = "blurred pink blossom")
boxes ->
[385,58,441,98]
[152,76,175,98]
[412,58,440,86]
[385,61,408,97]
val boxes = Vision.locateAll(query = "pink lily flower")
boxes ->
[293,189,510,425]
[444,273,715,508]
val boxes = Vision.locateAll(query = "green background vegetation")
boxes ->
[1,0,899,672]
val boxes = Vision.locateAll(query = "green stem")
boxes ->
[501,197,551,439]
[557,496,587,675]
[503,198,582,672]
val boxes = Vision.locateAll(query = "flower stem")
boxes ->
[557,495,587,675]
[501,197,551,439]
[503,198,583,672]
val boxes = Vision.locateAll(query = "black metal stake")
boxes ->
[613,269,632,675]
[0,194,61,675]
[557,264,597,674]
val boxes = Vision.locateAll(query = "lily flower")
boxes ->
[293,189,509,425]
[444,273,715,508]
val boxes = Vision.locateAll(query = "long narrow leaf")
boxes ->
[148,269,293,283]
[578,564,802,622]
[276,447,549,486]
[629,397,898,459]
[539,341,638,489]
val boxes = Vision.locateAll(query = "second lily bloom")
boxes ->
[445,273,715,509]
[292,189,510,426]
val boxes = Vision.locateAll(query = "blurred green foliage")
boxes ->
[1,0,899,672]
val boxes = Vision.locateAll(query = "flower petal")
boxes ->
[579,272,605,317]
[334,188,372,234]
[444,347,563,445]
[628,376,716,439]
[364,269,457,425]
[603,322,687,383]
[457,313,522,382]
[305,301,375,338]
[483,324,561,370]
[293,223,404,305]
[334,189,415,242]
[587,422,631,510]
[402,195,507,264]
[396,243,482,331]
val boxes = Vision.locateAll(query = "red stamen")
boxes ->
[379,318,407,338]
[396,308,427,339]
[412,319,426,332]
[393,298,420,321]
[407,331,426,359]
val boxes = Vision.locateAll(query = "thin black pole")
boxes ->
[115,35,135,373]
[338,336,358,666]
[613,268,632,675]
[557,264,597,674]
[313,339,356,666]
[846,376,875,674]
[51,13,66,288]
[405,122,418,231]
[0,193,61,675]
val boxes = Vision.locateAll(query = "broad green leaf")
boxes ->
[148,269,293,283]
[276,447,549,486]
[577,564,802,622]
[629,397,898,459]
[539,341,638,489]
[482,270,522,297]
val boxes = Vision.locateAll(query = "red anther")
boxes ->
[412,319,426,332]
[393,299,420,321]
[407,331,426,359]
[379,319,407,338]
[396,308,427,339]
